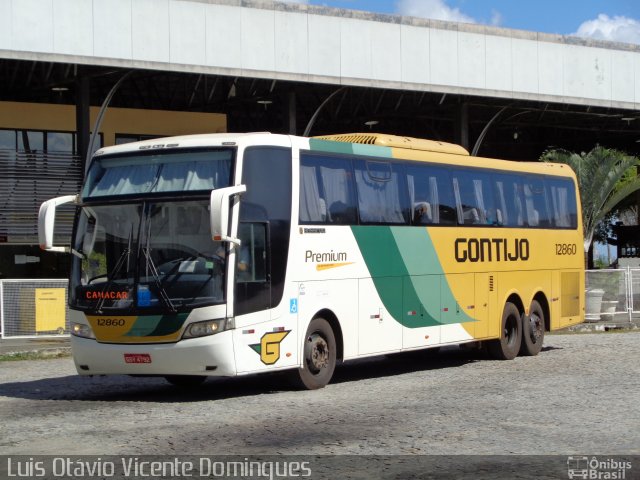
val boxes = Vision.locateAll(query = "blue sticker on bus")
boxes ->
[290,298,298,314]
[137,286,151,307]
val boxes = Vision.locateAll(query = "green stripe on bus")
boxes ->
[150,313,189,336]
[124,313,188,337]
[351,226,474,328]
[125,316,162,337]
[308,139,355,154]
[352,143,393,158]
[308,139,394,159]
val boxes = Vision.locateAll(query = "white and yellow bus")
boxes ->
[39,132,584,389]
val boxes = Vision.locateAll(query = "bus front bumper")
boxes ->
[70,331,237,377]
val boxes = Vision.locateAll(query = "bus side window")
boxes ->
[238,146,292,315]
[452,170,497,225]
[354,160,409,224]
[236,222,267,283]
[523,177,551,227]
[547,177,578,228]
[300,153,357,225]
[406,164,456,225]
[300,164,326,223]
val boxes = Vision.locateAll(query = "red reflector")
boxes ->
[124,353,151,364]
[443,308,449,312]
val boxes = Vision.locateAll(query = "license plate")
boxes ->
[124,353,152,364]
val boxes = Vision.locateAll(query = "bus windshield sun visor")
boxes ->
[82,149,234,199]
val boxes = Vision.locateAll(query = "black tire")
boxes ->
[488,302,522,360]
[294,318,337,390]
[164,375,207,387]
[520,300,545,356]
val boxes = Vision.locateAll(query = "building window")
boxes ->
[115,134,164,145]
[0,129,102,155]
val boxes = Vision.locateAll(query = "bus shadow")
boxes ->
[0,372,289,403]
[331,346,484,385]
[0,346,485,403]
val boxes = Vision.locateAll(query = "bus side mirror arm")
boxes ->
[38,194,79,252]
[210,185,247,246]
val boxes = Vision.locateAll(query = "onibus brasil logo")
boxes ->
[567,456,632,479]
[249,331,290,365]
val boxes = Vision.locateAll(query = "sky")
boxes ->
[283,0,640,44]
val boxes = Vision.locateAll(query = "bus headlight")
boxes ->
[183,319,227,339]
[71,322,95,339]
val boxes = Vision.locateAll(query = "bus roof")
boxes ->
[310,133,576,180]
[92,131,576,181]
[313,133,470,156]
[93,132,289,157]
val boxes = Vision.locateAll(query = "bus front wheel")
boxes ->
[295,318,337,390]
[520,300,545,356]
[488,302,522,360]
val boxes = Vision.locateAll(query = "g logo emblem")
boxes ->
[249,331,290,365]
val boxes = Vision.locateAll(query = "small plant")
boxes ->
[594,257,609,269]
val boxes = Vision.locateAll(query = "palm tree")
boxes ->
[540,146,640,267]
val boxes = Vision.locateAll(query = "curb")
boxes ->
[567,323,640,333]
[0,347,72,359]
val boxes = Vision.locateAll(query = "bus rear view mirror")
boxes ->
[81,208,99,256]
[38,194,79,252]
[210,185,246,245]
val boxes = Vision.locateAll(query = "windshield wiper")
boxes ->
[141,209,177,313]
[142,247,177,313]
[96,229,133,313]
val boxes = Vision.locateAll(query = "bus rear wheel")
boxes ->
[520,300,545,356]
[294,318,336,390]
[488,302,522,360]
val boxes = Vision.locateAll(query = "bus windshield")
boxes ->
[82,149,233,199]
[70,200,227,312]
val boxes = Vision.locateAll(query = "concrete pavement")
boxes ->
[0,336,70,357]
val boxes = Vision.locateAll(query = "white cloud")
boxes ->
[490,9,502,27]
[574,14,640,45]
[396,0,475,24]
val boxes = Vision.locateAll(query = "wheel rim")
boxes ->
[527,312,543,344]
[306,333,329,374]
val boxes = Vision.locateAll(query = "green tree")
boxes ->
[540,146,640,267]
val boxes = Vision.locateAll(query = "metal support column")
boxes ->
[471,105,510,157]
[454,102,469,151]
[626,266,633,323]
[287,91,297,135]
[303,87,346,137]
[75,75,90,170]
[86,71,132,172]
[0,280,5,339]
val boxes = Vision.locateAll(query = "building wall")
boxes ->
[0,0,638,109]
[0,101,227,146]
